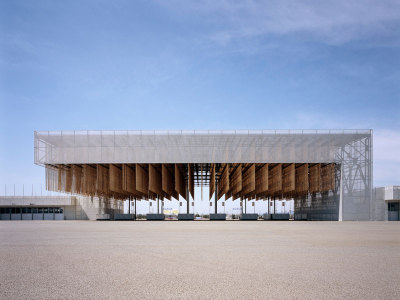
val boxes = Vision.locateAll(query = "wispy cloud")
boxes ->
[158,0,400,45]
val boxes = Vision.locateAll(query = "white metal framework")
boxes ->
[34,130,373,220]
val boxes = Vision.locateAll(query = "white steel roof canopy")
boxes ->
[34,130,372,165]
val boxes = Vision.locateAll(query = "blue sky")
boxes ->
[1,0,400,195]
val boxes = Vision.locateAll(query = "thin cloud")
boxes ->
[158,0,400,45]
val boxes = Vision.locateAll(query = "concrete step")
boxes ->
[114,214,135,221]
[240,213,258,220]
[209,213,226,220]
[263,213,272,220]
[178,213,194,220]
[96,214,111,221]
[146,214,165,220]
[271,213,290,220]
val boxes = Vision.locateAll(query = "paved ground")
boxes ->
[0,221,399,299]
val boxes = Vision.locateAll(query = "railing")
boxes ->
[35,129,372,136]
[0,184,68,197]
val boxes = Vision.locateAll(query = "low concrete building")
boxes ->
[374,186,400,221]
[0,196,123,220]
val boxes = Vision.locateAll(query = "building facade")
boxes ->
[374,186,400,221]
[0,195,123,220]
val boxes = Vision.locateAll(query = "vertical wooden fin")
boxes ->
[209,164,215,200]
[188,164,194,199]
[72,165,83,194]
[122,164,144,197]
[217,164,230,200]
[309,164,321,193]
[295,163,309,195]
[269,164,282,197]
[255,163,268,196]
[109,164,123,194]
[149,164,163,196]
[162,164,178,200]
[321,163,335,192]
[242,164,255,196]
[231,164,242,200]
[282,164,295,195]
[96,164,109,196]
[174,164,186,200]
[83,164,97,196]
[65,166,72,193]
[136,164,149,195]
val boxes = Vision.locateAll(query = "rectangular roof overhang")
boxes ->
[34,130,372,165]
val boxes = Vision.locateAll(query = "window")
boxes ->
[22,207,31,214]
[12,208,21,214]
[38,208,43,213]
[48,207,54,213]
[388,202,399,212]
[32,208,38,214]
[43,207,49,213]
[54,208,63,214]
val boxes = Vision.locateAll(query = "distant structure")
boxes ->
[33,130,373,221]
[0,195,123,220]
[374,186,400,221]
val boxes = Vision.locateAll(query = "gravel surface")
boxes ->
[0,221,399,299]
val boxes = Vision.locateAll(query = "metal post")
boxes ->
[267,198,269,214]
[186,187,189,214]
[187,163,190,214]
[214,180,218,214]
[129,197,131,214]
[134,198,137,218]
[201,164,203,201]
[245,198,247,214]
[274,197,276,214]
[157,196,159,214]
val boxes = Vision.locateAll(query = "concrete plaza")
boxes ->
[0,221,399,299]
